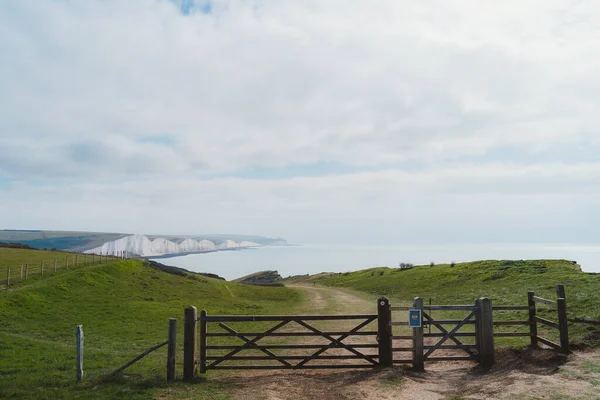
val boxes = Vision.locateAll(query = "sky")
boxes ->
[0,0,599,245]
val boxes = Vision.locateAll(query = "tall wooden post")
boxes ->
[76,325,84,382]
[184,306,198,380]
[412,297,424,372]
[20,265,23,280]
[556,285,569,353]
[54,259,57,272]
[377,297,393,367]
[41,262,44,276]
[25,264,28,280]
[199,310,207,374]
[479,298,495,368]
[475,298,482,361]
[527,291,538,347]
[167,318,177,383]
[6,267,10,287]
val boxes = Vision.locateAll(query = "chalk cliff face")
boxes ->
[84,234,260,257]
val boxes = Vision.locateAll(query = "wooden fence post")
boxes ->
[412,297,424,372]
[54,259,57,272]
[556,285,569,353]
[84,254,87,264]
[76,325,84,382]
[99,254,102,264]
[527,291,538,347]
[184,306,198,380]
[474,298,482,361]
[41,262,44,276]
[479,298,495,368]
[199,310,207,374]
[556,284,566,300]
[377,297,393,367]
[6,267,10,287]
[66,256,69,269]
[167,318,177,383]
[25,264,28,280]
[76,255,79,267]
[20,265,23,280]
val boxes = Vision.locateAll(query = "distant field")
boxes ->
[0,249,302,399]
[309,259,600,345]
[0,229,128,252]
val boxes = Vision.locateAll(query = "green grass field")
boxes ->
[0,248,301,399]
[3,247,600,399]
[309,259,600,346]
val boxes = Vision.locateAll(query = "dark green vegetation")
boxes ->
[0,248,301,399]
[310,259,600,346]
[232,270,283,286]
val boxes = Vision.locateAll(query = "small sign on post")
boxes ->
[409,309,422,328]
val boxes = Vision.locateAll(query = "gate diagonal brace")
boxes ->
[423,310,476,359]
[293,318,378,367]
[422,312,477,359]
[209,320,290,368]
[217,323,292,367]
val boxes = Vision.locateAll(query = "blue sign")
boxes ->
[408,309,422,328]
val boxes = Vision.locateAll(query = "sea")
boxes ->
[148,243,600,281]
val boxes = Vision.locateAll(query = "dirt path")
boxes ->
[210,285,600,400]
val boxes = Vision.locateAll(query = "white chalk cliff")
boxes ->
[84,234,260,257]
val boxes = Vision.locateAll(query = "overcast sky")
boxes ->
[1,0,599,245]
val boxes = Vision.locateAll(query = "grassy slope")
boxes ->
[311,259,600,345]
[0,249,301,399]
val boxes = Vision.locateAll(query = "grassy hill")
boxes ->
[0,248,301,399]
[308,259,600,345]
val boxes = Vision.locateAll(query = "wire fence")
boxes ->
[1,252,127,289]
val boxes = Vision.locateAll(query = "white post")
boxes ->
[76,325,84,382]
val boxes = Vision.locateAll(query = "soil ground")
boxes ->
[206,285,600,400]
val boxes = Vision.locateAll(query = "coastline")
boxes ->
[146,246,252,260]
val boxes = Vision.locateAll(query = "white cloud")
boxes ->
[1,0,599,244]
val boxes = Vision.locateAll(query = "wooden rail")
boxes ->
[490,285,568,354]
[532,296,557,307]
[109,318,177,381]
[191,310,380,375]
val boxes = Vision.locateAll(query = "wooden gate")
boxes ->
[420,304,479,363]
[181,287,568,379]
[389,297,495,370]
[197,311,379,371]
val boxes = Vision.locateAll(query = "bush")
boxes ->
[450,261,456,268]
[430,262,435,267]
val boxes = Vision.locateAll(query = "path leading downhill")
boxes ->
[210,284,600,400]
